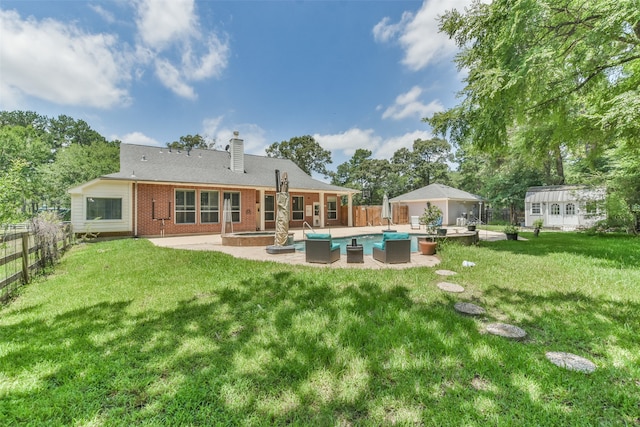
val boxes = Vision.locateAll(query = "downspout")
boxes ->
[133,181,138,237]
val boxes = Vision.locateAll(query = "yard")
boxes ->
[1,232,639,425]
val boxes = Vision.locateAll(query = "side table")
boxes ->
[346,245,364,263]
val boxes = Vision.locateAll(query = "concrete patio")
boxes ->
[148,225,507,270]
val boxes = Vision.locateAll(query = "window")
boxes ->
[531,203,541,215]
[223,192,241,223]
[175,190,196,224]
[551,203,560,215]
[292,196,304,220]
[565,203,575,215]
[327,196,337,219]
[264,195,275,221]
[200,191,219,223]
[86,198,121,220]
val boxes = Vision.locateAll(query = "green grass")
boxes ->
[1,232,639,426]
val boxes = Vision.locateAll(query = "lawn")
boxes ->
[1,232,639,426]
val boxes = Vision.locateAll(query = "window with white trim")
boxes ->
[264,195,275,221]
[292,196,304,220]
[327,196,337,219]
[531,203,541,215]
[223,192,241,223]
[200,191,219,223]
[565,203,575,215]
[550,203,560,215]
[176,190,196,224]
[86,198,121,220]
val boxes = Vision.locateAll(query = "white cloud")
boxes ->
[0,9,131,109]
[89,4,116,24]
[154,58,196,99]
[382,86,445,120]
[134,0,230,99]
[314,128,383,158]
[373,0,474,71]
[373,130,433,160]
[135,0,196,50]
[372,12,413,43]
[118,131,161,146]
[202,116,267,154]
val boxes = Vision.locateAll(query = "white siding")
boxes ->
[70,181,132,234]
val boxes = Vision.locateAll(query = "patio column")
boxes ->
[347,193,353,227]
[319,191,325,228]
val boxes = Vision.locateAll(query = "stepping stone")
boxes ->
[454,302,486,315]
[437,282,465,293]
[486,322,527,339]
[546,351,596,373]
[435,269,457,276]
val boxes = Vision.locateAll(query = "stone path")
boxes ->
[545,351,596,373]
[486,322,527,339]
[436,265,598,373]
[437,282,465,293]
[454,302,486,315]
[435,269,457,276]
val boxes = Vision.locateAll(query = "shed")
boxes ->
[390,184,485,226]
[524,185,605,230]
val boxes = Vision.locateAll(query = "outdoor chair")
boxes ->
[410,216,421,230]
[305,233,341,264]
[372,232,411,264]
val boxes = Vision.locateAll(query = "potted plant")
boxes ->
[418,205,442,255]
[503,224,519,240]
[420,205,443,235]
[533,218,543,237]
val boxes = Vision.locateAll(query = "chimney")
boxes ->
[229,131,244,173]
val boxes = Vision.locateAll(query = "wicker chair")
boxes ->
[372,233,411,264]
[305,234,340,264]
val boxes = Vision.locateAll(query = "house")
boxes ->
[68,133,359,237]
[524,185,606,230]
[389,183,485,226]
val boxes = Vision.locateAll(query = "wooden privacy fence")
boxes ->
[340,205,409,227]
[1,223,74,302]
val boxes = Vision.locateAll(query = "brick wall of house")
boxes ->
[136,183,257,236]
[134,183,344,236]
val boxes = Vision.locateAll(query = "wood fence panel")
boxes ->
[1,224,73,302]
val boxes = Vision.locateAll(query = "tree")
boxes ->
[166,134,209,151]
[266,135,332,177]
[410,138,452,187]
[331,149,394,205]
[428,0,639,152]
[42,140,120,206]
[425,0,639,221]
[0,159,31,224]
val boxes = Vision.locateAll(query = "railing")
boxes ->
[1,223,74,303]
[302,221,315,238]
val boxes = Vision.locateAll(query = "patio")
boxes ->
[148,225,508,269]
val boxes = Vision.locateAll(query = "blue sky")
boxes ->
[1,0,471,173]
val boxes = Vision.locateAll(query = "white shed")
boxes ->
[525,185,605,230]
[390,183,485,226]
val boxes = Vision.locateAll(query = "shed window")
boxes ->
[550,203,560,215]
[86,198,121,220]
[531,203,541,215]
[565,203,575,215]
